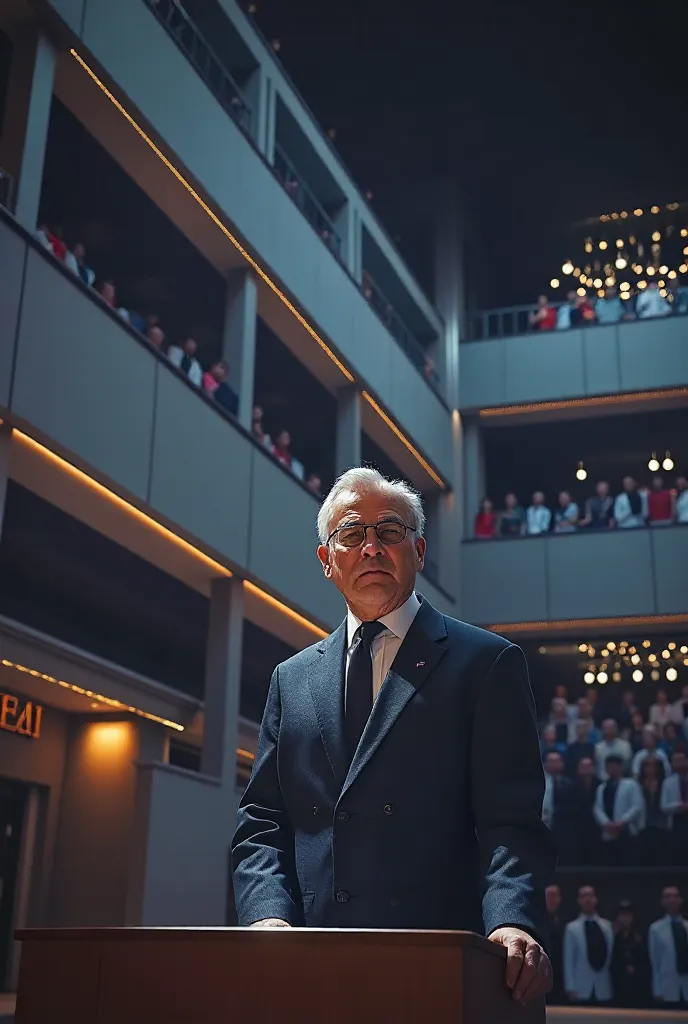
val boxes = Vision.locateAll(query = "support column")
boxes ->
[0,27,57,229]
[201,576,244,786]
[335,385,361,477]
[251,73,277,164]
[433,410,463,600]
[462,419,485,537]
[0,423,11,543]
[334,201,357,279]
[222,270,257,431]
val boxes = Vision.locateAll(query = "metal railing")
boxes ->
[469,303,545,341]
[273,143,342,259]
[144,0,251,132]
[0,167,15,212]
[362,270,442,396]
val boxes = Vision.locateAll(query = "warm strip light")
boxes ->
[69,48,353,386]
[487,614,688,634]
[244,580,328,640]
[361,392,445,489]
[15,430,231,577]
[479,387,688,418]
[236,747,256,761]
[1,659,184,731]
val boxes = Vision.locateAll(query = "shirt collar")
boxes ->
[346,591,421,649]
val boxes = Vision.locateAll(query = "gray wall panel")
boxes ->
[0,220,26,410]
[504,332,585,404]
[459,340,504,410]
[546,530,654,620]
[248,450,344,628]
[149,370,251,567]
[584,325,620,395]
[619,317,688,392]
[45,0,86,34]
[12,249,155,497]
[460,539,548,625]
[651,526,688,614]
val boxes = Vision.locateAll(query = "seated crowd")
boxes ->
[35,222,324,498]
[540,684,688,868]
[531,280,688,332]
[474,475,688,539]
[546,882,688,1009]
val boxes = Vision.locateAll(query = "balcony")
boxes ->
[459,315,688,412]
[460,527,688,628]
[273,142,342,260]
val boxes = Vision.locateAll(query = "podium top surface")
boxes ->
[16,927,505,957]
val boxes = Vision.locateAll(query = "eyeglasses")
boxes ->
[326,519,415,549]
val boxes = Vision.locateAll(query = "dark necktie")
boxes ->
[603,780,617,822]
[345,621,386,760]
[671,918,688,975]
[585,919,608,972]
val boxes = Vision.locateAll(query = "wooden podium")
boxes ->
[15,927,545,1023]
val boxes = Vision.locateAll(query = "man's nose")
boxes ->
[361,529,385,556]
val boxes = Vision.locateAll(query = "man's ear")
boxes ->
[317,544,331,577]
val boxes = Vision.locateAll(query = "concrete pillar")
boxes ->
[0,422,11,542]
[222,270,257,431]
[434,410,463,601]
[254,74,276,165]
[462,418,485,537]
[201,576,244,786]
[0,27,57,229]
[334,201,357,278]
[433,179,465,411]
[335,385,361,477]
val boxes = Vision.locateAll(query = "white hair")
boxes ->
[316,466,425,544]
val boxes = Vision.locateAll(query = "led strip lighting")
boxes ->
[487,613,688,634]
[479,387,688,418]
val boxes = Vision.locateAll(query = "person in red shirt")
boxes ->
[647,475,673,526]
[272,429,293,469]
[474,497,498,539]
[577,292,598,326]
[529,294,557,332]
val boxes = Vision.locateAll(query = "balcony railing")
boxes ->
[362,270,442,396]
[273,143,342,259]
[144,0,251,132]
[470,298,688,341]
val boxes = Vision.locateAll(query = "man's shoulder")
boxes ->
[275,636,328,675]
[439,612,513,657]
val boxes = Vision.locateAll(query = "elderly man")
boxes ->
[232,467,555,1006]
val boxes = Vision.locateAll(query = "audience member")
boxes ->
[661,722,687,761]
[498,492,525,537]
[675,476,688,524]
[586,687,603,726]
[661,750,688,866]
[570,697,601,744]
[595,719,632,780]
[618,690,639,733]
[673,684,688,726]
[614,476,647,529]
[566,719,595,777]
[670,279,688,315]
[203,360,238,416]
[546,885,566,1005]
[526,491,551,535]
[650,689,680,731]
[579,480,615,529]
[554,490,579,533]
[251,406,272,450]
[556,290,578,330]
[550,697,572,745]
[647,475,673,527]
[541,723,567,759]
[611,900,651,1009]
[147,325,165,349]
[64,241,95,287]
[35,223,54,251]
[45,223,67,260]
[637,755,670,866]
[648,886,688,1009]
[594,754,644,865]
[306,473,322,498]
[577,293,598,326]
[636,280,671,319]
[542,750,577,861]
[529,294,557,331]
[572,757,602,864]
[168,337,203,386]
[474,498,498,539]
[632,726,671,778]
[272,429,293,470]
[595,286,624,325]
[564,885,613,1005]
[629,710,647,753]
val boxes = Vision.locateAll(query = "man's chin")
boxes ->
[356,572,393,587]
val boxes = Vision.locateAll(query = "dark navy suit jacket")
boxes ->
[232,597,556,945]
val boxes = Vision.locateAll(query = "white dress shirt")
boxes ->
[676,490,688,524]
[526,505,551,535]
[345,591,421,700]
[167,345,203,386]
[594,737,632,779]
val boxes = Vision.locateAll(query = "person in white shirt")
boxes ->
[526,491,552,535]
[564,885,614,1004]
[595,719,632,780]
[673,683,688,729]
[632,725,672,778]
[614,476,647,529]
[650,689,681,731]
[675,476,688,524]
[648,886,688,1007]
[636,280,671,319]
[660,750,688,865]
[593,755,645,864]
[554,490,579,533]
[556,291,577,330]
[167,337,203,386]
[63,242,95,287]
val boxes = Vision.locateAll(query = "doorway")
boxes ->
[0,779,27,989]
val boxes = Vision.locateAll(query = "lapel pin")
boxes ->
[416,661,425,668]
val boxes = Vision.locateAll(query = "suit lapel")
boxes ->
[342,599,448,797]
[307,621,349,787]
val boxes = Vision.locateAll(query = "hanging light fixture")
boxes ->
[632,670,643,682]
[550,278,560,288]
[562,260,574,275]
[584,671,595,685]
[648,452,660,472]
[666,668,678,682]
[663,452,674,471]
[575,461,587,482]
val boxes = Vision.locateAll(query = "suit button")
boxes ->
[390,896,401,907]
[312,805,320,816]
[383,803,394,815]
[337,810,350,822]
[336,890,350,903]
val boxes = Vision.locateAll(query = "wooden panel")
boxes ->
[15,939,100,1023]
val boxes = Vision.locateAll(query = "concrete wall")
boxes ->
[460,527,688,626]
[46,0,452,482]
[460,318,688,411]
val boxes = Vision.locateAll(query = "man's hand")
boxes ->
[488,927,552,1005]
[249,918,291,928]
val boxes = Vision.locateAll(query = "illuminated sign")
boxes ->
[0,693,42,739]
